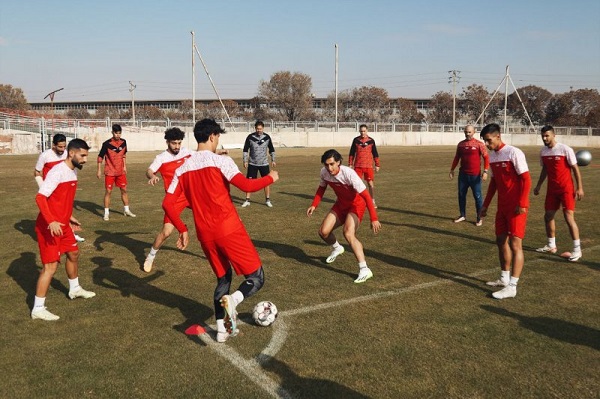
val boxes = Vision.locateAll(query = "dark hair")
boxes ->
[480,123,500,138]
[255,120,264,128]
[359,124,368,130]
[164,127,185,141]
[112,124,122,133]
[193,119,225,143]
[321,149,342,164]
[67,138,90,152]
[52,134,67,145]
[541,125,554,134]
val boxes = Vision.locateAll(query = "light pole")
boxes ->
[129,81,136,123]
[448,70,460,131]
[43,88,64,151]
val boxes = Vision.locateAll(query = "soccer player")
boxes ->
[162,119,279,343]
[307,149,381,283]
[241,120,276,207]
[143,127,193,272]
[32,138,96,321]
[348,124,380,208]
[34,133,86,242]
[97,124,136,220]
[479,123,531,300]
[449,124,489,226]
[533,125,584,261]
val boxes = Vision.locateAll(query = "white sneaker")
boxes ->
[124,210,136,217]
[354,267,373,283]
[265,200,273,208]
[68,286,96,299]
[492,284,517,299]
[220,295,237,334]
[568,251,582,262]
[536,245,557,254]
[486,279,508,287]
[31,307,60,321]
[74,234,85,242]
[241,200,251,208]
[216,328,239,343]
[475,219,483,227]
[103,214,110,221]
[143,255,154,273]
[454,216,466,223]
[326,246,345,264]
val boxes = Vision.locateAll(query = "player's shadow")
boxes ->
[91,256,213,328]
[6,252,69,309]
[74,199,106,217]
[253,239,356,279]
[525,251,600,271]
[14,219,37,241]
[481,305,600,351]
[376,206,451,221]
[400,223,496,245]
[260,356,370,399]
[279,191,335,204]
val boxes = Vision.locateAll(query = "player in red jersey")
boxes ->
[348,125,380,208]
[307,149,382,283]
[34,134,86,243]
[533,125,584,261]
[479,124,531,299]
[163,119,279,343]
[97,124,136,220]
[31,139,96,321]
[449,125,489,226]
[143,127,193,272]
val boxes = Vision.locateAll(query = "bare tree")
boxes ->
[546,89,600,126]
[507,85,552,125]
[95,106,123,119]
[343,86,392,122]
[66,108,91,119]
[393,98,424,123]
[459,84,499,123]
[135,105,164,120]
[258,71,313,121]
[0,84,30,111]
[427,91,454,123]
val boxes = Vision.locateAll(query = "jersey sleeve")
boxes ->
[35,153,45,173]
[97,142,107,162]
[148,155,163,173]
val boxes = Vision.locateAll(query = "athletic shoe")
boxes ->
[124,210,136,217]
[536,245,557,254]
[220,295,237,334]
[354,268,373,283]
[103,214,110,221]
[241,200,251,208]
[326,246,345,264]
[568,251,582,262]
[68,286,96,299]
[265,200,273,208]
[75,234,86,242]
[143,255,154,273]
[454,216,466,223]
[31,307,60,321]
[372,199,378,209]
[216,328,239,343]
[486,279,508,287]
[475,219,483,227]
[492,284,517,299]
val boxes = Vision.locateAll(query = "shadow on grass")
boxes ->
[74,199,105,217]
[91,256,213,333]
[523,250,600,271]
[481,305,600,351]
[14,219,36,241]
[253,239,356,279]
[399,223,496,245]
[279,191,335,204]
[261,356,370,399]
[6,252,69,309]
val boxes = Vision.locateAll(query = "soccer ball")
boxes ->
[252,301,278,327]
[576,150,592,167]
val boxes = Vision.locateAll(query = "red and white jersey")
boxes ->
[35,149,67,179]
[488,144,529,209]
[318,165,367,207]
[167,151,243,242]
[540,143,576,193]
[37,162,78,226]
[148,148,192,191]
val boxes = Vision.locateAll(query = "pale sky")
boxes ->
[1,0,599,102]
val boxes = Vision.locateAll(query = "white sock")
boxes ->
[358,261,368,269]
[548,237,556,248]
[33,296,46,309]
[573,239,581,253]
[68,277,80,291]
[509,276,519,286]
[124,205,130,212]
[501,270,510,282]
[332,241,341,250]
[232,290,244,306]
[216,319,226,333]
[149,247,158,257]
[104,208,110,216]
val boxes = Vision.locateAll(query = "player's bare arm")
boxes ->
[146,169,160,186]
[572,164,584,200]
[479,206,488,218]
[268,170,279,182]
[307,205,316,217]
[371,220,381,234]
[176,231,189,250]
[533,166,547,196]
[48,221,65,237]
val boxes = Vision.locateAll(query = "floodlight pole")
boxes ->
[503,65,510,134]
[129,81,136,124]
[191,31,196,126]
[43,87,64,151]
[335,43,339,130]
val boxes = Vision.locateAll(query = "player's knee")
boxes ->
[318,228,330,240]
[242,267,264,297]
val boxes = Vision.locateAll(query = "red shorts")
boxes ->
[354,167,375,181]
[105,174,127,190]
[200,227,261,278]
[494,208,528,239]
[35,222,78,264]
[545,190,575,212]
[163,195,190,224]
[331,200,366,223]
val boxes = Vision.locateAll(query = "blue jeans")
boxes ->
[457,172,483,220]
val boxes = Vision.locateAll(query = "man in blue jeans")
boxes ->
[449,125,489,226]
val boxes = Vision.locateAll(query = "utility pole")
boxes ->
[448,70,460,131]
[129,81,136,123]
[334,43,338,130]
[43,88,63,151]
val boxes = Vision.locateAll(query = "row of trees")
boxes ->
[1,74,599,126]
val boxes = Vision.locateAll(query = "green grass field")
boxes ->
[0,145,598,399]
